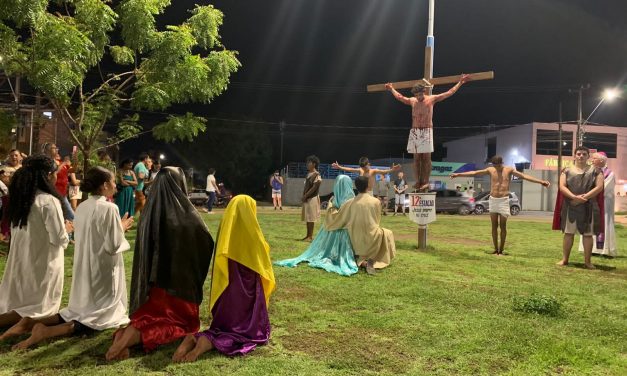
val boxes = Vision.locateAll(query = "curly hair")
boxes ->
[7,154,64,229]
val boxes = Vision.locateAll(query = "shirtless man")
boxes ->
[331,157,400,194]
[451,155,550,255]
[386,74,471,192]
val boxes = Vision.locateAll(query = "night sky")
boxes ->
[125,0,627,167]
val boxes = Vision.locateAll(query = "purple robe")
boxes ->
[196,260,270,355]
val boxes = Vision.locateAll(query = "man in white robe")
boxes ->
[325,176,396,274]
[579,152,617,256]
[0,192,69,339]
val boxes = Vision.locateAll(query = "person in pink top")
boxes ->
[385,74,471,191]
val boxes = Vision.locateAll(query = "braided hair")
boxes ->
[7,154,64,229]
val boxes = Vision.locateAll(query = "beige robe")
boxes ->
[325,193,395,269]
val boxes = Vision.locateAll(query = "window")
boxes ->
[582,132,617,158]
[536,130,573,156]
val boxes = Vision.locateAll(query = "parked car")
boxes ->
[188,189,208,206]
[432,189,475,215]
[473,191,521,216]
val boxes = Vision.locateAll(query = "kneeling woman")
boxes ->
[12,167,134,350]
[173,195,275,362]
[0,155,71,340]
[106,167,214,360]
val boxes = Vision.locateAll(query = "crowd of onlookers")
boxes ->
[0,146,164,248]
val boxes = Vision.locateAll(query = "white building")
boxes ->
[443,122,627,211]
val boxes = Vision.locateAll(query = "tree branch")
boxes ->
[51,100,84,151]
[86,71,135,103]
[78,84,85,132]
[99,130,152,150]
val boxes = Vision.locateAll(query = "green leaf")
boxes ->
[110,45,135,65]
[152,113,206,143]
[186,5,223,49]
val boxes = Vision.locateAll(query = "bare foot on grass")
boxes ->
[106,326,140,361]
[181,335,214,363]
[556,260,568,266]
[172,334,197,362]
[0,317,35,341]
[12,323,47,350]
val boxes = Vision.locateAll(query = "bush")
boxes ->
[513,294,562,317]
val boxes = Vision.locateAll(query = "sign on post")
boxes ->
[408,192,436,225]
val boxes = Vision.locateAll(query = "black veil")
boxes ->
[129,166,214,313]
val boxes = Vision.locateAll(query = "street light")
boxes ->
[159,153,166,160]
[582,87,621,128]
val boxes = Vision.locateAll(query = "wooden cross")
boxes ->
[366,0,494,93]
[366,0,494,251]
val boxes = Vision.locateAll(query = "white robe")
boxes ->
[325,193,396,269]
[578,171,617,256]
[0,192,69,318]
[59,196,130,330]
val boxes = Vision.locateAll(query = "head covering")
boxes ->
[333,175,355,208]
[129,166,214,313]
[411,78,433,94]
[210,195,275,310]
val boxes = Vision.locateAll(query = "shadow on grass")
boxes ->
[565,262,616,271]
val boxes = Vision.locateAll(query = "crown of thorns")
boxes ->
[411,79,434,93]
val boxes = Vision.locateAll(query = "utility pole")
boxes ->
[279,120,286,167]
[570,84,590,146]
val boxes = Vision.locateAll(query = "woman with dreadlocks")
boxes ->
[0,155,73,341]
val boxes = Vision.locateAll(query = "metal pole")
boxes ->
[557,101,562,175]
[29,109,34,155]
[577,87,583,146]
[279,120,285,167]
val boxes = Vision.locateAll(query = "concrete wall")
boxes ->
[281,177,336,206]
[443,124,534,168]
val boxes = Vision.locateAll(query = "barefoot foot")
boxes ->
[181,336,214,363]
[0,317,35,341]
[556,260,568,266]
[583,263,596,270]
[11,323,48,350]
[172,334,197,362]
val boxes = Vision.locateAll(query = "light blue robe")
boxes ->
[275,175,358,276]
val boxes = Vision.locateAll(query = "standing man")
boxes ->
[133,153,151,216]
[553,146,604,269]
[205,168,218,214]
[270,170,284,210]
[374,174,389,215]
[451,155,550,255]
[577,152,616,257]
[393,171,408,216]
[386,74,471,192]
[332,157,400,194]
[301,155,322,241]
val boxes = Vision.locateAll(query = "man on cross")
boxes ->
[385,74,471,191]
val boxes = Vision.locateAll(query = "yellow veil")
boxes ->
[209,195,276,310]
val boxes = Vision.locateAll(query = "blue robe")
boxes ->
[275,175,358,276]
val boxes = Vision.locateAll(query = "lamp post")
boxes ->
[579,87,621,145]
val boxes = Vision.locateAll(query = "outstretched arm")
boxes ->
[450,168,489,178]
[512,171,550,187]
[372,164,401,175]
[432,74,471,103]
[385,83,413,105]
[331,161,360,173]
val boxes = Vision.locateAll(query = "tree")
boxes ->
[178,119,273,195]
[0,0,240,171]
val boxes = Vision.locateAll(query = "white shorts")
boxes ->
[271,189,281,198]
[489,196,510,217]
[395,194,405,205]
[407,128,434,154]
[68,185,82,200]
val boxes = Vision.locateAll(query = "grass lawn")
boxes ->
[0,209,625,375]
